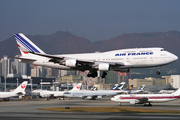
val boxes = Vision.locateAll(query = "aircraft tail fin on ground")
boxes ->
[173,88,180,95]
[71,83,82,91]
[14,33,45,56]
[111,82,125,90]
[126,85,133,91]
[13,81,28,95]
[138,85,145,90]
[91,85,98,91]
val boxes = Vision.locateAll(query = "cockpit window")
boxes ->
[64,92,71,94]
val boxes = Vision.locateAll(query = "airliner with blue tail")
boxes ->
[12,33,178,78]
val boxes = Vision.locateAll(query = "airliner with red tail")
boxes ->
[111,88,180,106]
[0,81,28,100]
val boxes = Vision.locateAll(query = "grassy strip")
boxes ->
[38,107,180,113]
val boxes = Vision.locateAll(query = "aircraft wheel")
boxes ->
[148,103,152,106]
[156,71,160,75]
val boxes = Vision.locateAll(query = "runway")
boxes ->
[0,98,180,120]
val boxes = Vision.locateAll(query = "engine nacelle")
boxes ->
[87,96,92,99]
[65,59,78,67]
[87,96,97,100]
[98,63,110,71]
[97,96,103,98]
[129,100,136,105]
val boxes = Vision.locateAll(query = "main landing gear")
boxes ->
[87,71,108,78]
[156,67,161,75]
[87,71,98,78]
[101,71,107,78]
[143,102,152,106]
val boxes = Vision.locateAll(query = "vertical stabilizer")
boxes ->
[125,85,133,91]
[13,81,28,94]
[173,88,180,95]
[111,82,126,90]
[138,85,145,90]
[71,83,82,91]
[91,85,98,91]
[14,33,45,56]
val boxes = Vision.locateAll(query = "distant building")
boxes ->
[1,56,10,78]
[129,77,166,87]
[31,66,46,77]
[129,78,153,87]
[61,75,82,83]
[171,75,180,88]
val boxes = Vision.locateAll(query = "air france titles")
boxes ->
[115,52,153,56]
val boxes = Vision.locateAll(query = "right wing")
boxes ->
[8,56,36,62]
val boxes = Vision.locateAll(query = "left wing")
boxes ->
[137,97,149,104]
[29,52,125,68]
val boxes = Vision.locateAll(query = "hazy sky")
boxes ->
[1,0,180,42]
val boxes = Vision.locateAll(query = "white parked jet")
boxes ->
[63,82,126,100]
[13,33,178,78]
[111,88,180,106]
[32,83,82,98]
[0,81,28,100]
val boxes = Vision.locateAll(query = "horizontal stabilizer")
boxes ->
[8,56,36,61]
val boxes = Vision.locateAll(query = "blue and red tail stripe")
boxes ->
[14,34,40,53]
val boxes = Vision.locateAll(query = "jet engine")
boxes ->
[87,96,96,100]
[65,59,78,67]
[129,100,136,105]
[97,96,103,98]
[98,63,110,71]
[87,96,92,99]
[129,100,139,105]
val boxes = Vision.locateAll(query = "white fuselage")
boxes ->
[111,93,180,103]
[32,90,64,97]
[0,92,17,99]
[21,47,178,71]
[63,90,117,98]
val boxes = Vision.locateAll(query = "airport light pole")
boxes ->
[67,79,69,91]
[86,77,88,90]
[41,79,42,90]
[52,80,54,91]
[16,78,19,87]
[4,77,6,92]
[31,79,33,92]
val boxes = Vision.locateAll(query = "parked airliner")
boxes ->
[32,83,82,98]
[63,82,127,100]
[111,88,180,106]
[0,81,28,100]
[12,33,178,78]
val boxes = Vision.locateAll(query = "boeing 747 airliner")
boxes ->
[12,33,178,78]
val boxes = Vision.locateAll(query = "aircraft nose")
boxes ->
[111,97,116,101]
[174,55,178,61]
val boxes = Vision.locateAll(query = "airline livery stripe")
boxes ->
[15,34,40,53]
[15,34,37,52]
[15,35,32,52]
[120,96,180,100]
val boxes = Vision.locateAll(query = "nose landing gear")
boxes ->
[156,67,161,75]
